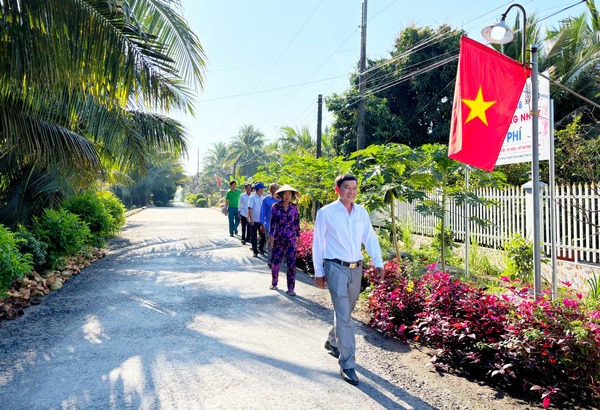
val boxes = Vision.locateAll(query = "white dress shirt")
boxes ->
[312,200,383,277]
[239,193,250,217]
[248,193,263,222]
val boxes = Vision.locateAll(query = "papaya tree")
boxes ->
[409,144,506,272]
[351,143,422,258]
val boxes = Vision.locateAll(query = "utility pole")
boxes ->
[356,0,368,151]
[197,149,200,178]
[316,94,323,158]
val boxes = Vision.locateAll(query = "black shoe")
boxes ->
[241,240,246,245]
[268,262,272,269]
[259,249,265,255]
[324,341,340,358]
[253,253,258,258]
[340,368,359,386]
[230,234,234,237]
[235,229,238,235]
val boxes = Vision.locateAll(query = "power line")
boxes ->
[212,0,326,137]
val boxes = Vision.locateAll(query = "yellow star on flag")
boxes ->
[462,87,496,126]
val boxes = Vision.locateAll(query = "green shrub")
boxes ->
[63,191,112,247]
[0,224,33,292]
[186,193,205,206]
[97,191,126,236]
[503,233,533,283]
[15,225,48,271]
[33,208,91,267]
[195,197,207,207]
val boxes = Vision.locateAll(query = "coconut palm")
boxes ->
[203,141,232,181]
[0,0,206,225]
[542,1,600,127]
[279,126,315,155]
[227,124,265,176]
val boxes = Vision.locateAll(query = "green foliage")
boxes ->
[185,193,207,207]
[97,191,126,236]
[399,217,414,252]
[465,236,501,282]
[410,144,505,271]
[327,25,464,157]
[554,116,600,185]
[0,225,33,292]
[33,208,91,267]
[586,272,600,301]
[14,225,48,272]
[351,143,422,258]
[432,221,456,258]
[503,233,534,283]
[254,154,351,220]
[63,191,112,247]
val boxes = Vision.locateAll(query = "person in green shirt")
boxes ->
[225,181,241,237]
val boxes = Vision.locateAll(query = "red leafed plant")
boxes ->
[366,263,600,407]
[295,229,314,274]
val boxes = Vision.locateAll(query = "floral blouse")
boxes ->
[269,202,300,241]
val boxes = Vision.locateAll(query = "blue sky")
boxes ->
[174,0,588,175]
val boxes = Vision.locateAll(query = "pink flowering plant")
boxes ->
[295,228,314,274]
[366,264,600,408]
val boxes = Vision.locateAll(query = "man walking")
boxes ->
[225,181,241,237]
[248,182,266,258]
[312,174,384,386]
[239,183,252,244]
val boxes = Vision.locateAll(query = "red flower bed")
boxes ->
[295,229,314,274]
[365,263,600,408]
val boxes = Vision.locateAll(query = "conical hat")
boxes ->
[274,184,300,199]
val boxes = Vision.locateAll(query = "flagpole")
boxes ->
[549,99,557,299]
[531,44,542,300]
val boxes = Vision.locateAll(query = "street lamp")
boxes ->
[481,4,542,300]
[481,4,526,64]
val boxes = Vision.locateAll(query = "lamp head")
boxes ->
[481,19,514,44]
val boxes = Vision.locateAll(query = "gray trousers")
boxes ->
[324,260,362,370]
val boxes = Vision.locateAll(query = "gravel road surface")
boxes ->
[0,205,531,410]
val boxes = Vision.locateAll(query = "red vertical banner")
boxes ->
[449,36,530,171]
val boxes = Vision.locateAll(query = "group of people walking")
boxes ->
[224,181,301,296]
[222,174,385,387]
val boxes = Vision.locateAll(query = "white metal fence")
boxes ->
[395,183,600,265]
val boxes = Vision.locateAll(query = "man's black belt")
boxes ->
[326,258,362,269]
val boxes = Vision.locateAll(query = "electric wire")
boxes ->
[212,0,326,137]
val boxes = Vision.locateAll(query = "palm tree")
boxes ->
[542,1,600,127]
[278,126,315,155]
[203,141,232,182]
[227,124,265,176]
[0,0,206,224]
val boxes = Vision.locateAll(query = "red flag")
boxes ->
[449,36,530,171]
[217,176,221,187]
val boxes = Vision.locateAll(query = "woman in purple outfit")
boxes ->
[268,184,301,296]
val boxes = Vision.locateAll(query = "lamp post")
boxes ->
[482,4,542,300]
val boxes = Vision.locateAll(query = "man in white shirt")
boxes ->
[238,184,252,244]
[248,182,266,258]
[312,174,384,386]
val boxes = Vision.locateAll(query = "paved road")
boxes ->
[0,204,434,410]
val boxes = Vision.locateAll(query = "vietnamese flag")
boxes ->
[449,36,530,171]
